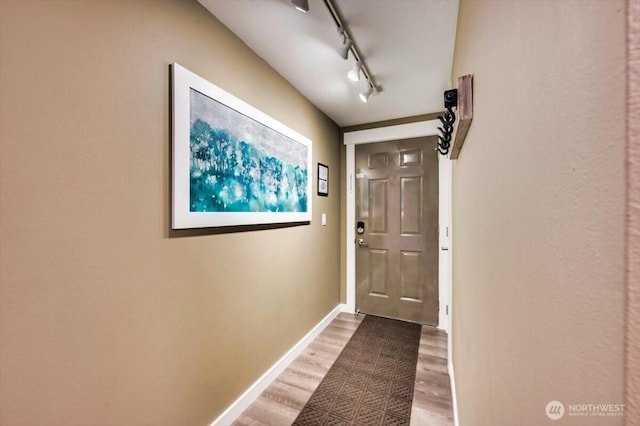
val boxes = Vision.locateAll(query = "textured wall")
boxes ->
[625,1,640,424]
[0,1,340,425]
[451,1,626,425]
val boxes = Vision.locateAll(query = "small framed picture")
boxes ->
[317,163,329,197]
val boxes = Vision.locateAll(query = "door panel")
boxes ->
[369,249,389,296]
[400,250,422,301]
[369,179,388,233]
[400,176,422,235]
[355,136,438,325]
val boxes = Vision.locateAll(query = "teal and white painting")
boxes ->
[189,89,308,213]
[172,63,312,229]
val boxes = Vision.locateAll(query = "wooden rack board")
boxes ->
[450,74,473,159]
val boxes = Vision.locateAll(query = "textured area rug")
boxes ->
[293,315,421,426]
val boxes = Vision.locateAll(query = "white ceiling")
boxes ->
[198,0,459,128]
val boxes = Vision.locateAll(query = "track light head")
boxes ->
[359,86,374,103]
[348,62,362,81]
[359,84,381,103]
[292,0,309,13]
[337,27,352,59]
[340,38,352,60]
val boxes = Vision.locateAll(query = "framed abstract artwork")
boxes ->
[171,63,312,229]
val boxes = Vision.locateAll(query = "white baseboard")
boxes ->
[210,305,342,426]
[449,359,459,426]
[339,303,353,313]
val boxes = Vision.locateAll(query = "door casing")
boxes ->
[343,120,452,333]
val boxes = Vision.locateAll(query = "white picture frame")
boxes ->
[171,63,312,229]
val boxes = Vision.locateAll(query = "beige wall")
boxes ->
[626,0,640,422]
[0,1,341,425]
[451,1,626,425]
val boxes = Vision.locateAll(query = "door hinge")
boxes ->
[446,305,449,315]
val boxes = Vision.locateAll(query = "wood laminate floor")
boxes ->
[233,313,454,426]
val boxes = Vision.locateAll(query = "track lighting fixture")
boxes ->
[326,1,382,103]
[291,0,309,13]
[348,62,362,81]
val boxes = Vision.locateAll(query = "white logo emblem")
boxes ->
[546,400,565,420]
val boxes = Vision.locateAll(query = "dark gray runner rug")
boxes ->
[293,315,421,426]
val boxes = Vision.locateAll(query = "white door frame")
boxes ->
[343,120,452,333]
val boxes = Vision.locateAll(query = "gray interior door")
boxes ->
[355,136,439,325]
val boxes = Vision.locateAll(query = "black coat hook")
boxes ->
[437,89,458,156]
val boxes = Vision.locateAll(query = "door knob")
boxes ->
[357,238,369,247]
